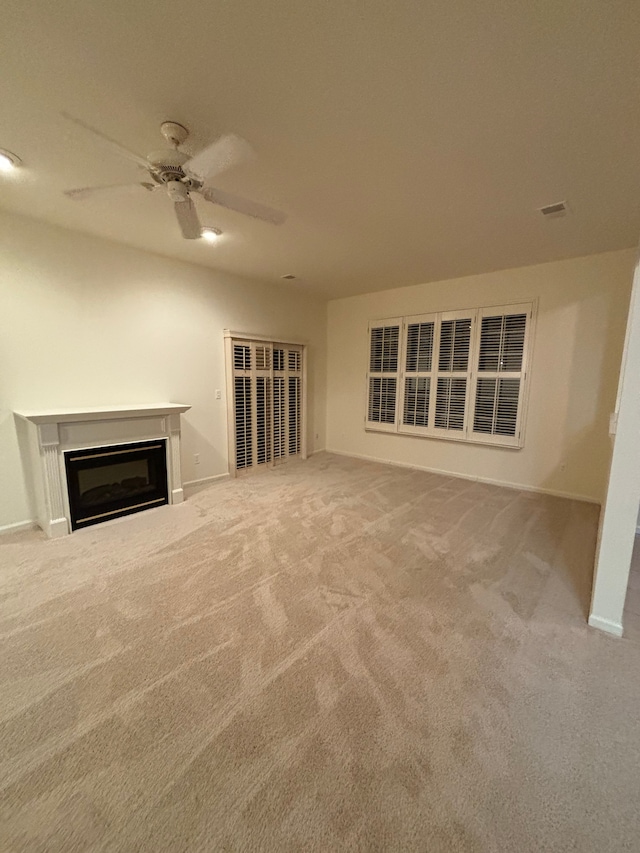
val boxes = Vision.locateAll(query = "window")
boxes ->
[365,302,534,448]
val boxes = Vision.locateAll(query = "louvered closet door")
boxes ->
[233,342,253,470]
[253,343,273,467]
[230,338,303,474]
[272,344,302,465]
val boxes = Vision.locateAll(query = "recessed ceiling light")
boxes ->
[0,149,22,172]
[201,227,222,243]
[281,274,296,280]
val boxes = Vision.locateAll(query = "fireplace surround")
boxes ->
[16,404,190,537]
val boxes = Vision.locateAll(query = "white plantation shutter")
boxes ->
[233,344,253,470]
[433,312,474,434]
[469,304,530,446]
[227,336,305,474]
[272,344,303,464]
[365,302,534,448]
[287,348,302,455]
[255,375,272,465]
[366,319,401,431]
[400,314,437,434]
[234,343,251,371]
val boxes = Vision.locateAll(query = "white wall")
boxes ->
[0,211,327,529]
[327,250,634,503]
[589,248,640,635]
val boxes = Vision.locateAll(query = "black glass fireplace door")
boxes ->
[64,440,168,530]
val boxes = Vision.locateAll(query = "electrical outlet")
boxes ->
[215,389,221,400]
[194,453,200,465]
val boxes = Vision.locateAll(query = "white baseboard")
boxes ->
[183,472,231,488]
[324,448,600,505]
[309,448,326,457]
[0,519,38,536]
[588,614,624,637]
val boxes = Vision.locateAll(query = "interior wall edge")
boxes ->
[587,614,624,637]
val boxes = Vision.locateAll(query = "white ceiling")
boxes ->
[1,0,639,299]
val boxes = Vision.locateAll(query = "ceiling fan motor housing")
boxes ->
[147,147,191,182]
[166,180,189,202]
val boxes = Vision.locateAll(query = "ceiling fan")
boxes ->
[62,115,286,239]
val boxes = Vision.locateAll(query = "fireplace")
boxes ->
[16,403,190,537]
[64,440,169,530]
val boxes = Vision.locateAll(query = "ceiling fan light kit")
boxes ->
[0,148,22,172]
[63,116,287,239]
[201,227,222,242]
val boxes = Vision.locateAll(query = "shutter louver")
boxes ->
[406,321,434,372]
[473,378,520,436]
[273,348,285,371]
[368,377,397,424]
[234,344,251,371]
[255,346,271,371]
[288,350,301,371]
[438,319,471,371]
[478,314,526,371]
[435,377,467,430]
[403,377,431,426]
[256,376,272,464]
[273,377,286,459]
[234,376,252,468]
[370,326,399,372]
[288,376,301,454]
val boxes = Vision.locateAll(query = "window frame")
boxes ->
[364,301,536,450]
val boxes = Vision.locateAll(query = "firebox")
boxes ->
[64,439,168,530]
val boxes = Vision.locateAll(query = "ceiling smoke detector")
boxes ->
[539,200,568,218]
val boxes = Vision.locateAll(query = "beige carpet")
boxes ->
[1,452,639,852]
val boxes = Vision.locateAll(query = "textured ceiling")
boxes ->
[1,0,639,299]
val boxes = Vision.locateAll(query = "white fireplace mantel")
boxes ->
[16,403,191,538]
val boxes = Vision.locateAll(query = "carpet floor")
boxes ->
[1,452,639,852]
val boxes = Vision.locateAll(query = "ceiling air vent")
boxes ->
[539,201,568,218]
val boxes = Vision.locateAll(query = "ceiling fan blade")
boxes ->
[182,134,254,182]
[174,198,202,239]
[64,182,156,201]
[202,186,286,225]
[62,112,151,170]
